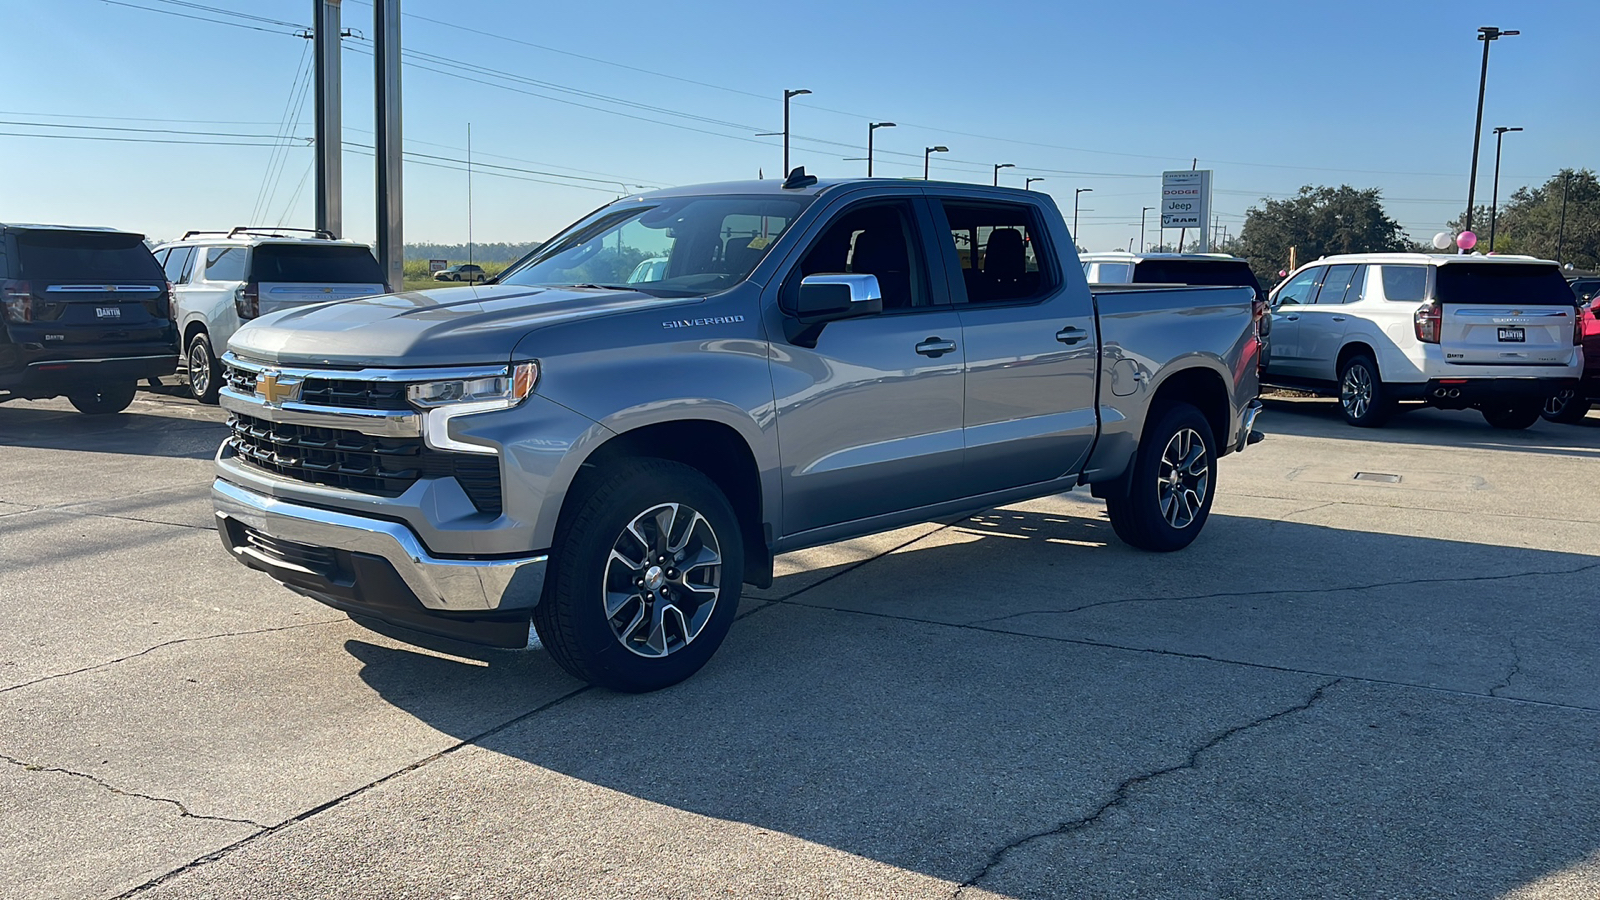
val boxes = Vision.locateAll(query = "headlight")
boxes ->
[407,362,539,454]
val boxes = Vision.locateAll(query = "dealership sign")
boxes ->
[428,259,448,273]
[1161,170,1212,229]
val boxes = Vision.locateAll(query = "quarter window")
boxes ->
[203,247,248,283]
[939,202,1057,305]
[1380,265,1428,302]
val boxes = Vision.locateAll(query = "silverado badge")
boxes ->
[255,371,302,406]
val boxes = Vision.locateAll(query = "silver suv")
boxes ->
[152,228,385,403]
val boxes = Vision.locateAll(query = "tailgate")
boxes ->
[256,282,385,317]
[1436,262,1577,366]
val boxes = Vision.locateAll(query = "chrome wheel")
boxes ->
[187,341,211,397]
[603,502,722,658]
[1156,428,1209,530]
[1545,390,1575,417]
[1341,363,1372,419]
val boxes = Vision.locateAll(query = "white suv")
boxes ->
[152,228,386,403]
[1262,253,1582,429]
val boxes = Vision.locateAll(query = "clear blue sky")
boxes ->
[2,0,1594,253]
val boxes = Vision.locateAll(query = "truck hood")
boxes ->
[227,284,671,368]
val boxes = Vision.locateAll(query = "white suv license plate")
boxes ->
[1497,326,1525,342]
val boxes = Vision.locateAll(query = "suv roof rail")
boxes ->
[226,226,337,240]
[180,229,230,240]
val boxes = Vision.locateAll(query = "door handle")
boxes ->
[1283,313,1300,321]
[1056,326,1089,345]
[915,337,957,358]
[1331,316,1346,322]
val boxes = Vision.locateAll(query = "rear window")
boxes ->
[252,244,384,284]
[15,231,163,282]
[1133,260,1263,301]
[1434,263,1575,305]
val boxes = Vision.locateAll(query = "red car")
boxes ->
[1544,294,1600,423]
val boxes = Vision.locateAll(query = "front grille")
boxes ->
[222,366,407,411]
[227,413,502,515]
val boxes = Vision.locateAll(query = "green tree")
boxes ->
[1448,169,1598,269]
[1232,185,1410,288]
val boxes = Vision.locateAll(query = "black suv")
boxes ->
[0,224,177,414]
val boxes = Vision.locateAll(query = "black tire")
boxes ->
[1482,401,1543,430]
[1105,402,1217,553]
[67,381,137,415]
[1542,390,1592,424]
[533,459,744,692]
[187,332,221,405]
[1337,354,1389,427]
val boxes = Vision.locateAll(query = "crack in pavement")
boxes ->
[1489,636,1523,698]
[952,679,1341,897]
[966,561,1600,627]
[110,683,594,898]
[0,752,268,829]
[0,619,346,695]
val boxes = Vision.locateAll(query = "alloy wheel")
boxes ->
[1545,390,1575,417]
[1341,364,1372,419]
[603,502,722,658]
[188,343,211,397]
[1156,428,1209,529]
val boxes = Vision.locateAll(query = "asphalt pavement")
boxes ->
[1,391,1598,899]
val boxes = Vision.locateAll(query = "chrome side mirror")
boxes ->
[796,273,884,322]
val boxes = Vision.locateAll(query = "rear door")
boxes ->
[7,230,169,351]
[250,243,387,314]
[1436,263,1578,366]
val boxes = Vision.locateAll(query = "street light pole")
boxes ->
[1024,177,1044,191]
[923,145,948,180]
[1073,188,1092,242]
[782,88,811,176]
[1465,26,1518,234]
[1489,126,1521,252]
[992,163,1014,186]
[867,122,895,177]
[1140,206,1153,252]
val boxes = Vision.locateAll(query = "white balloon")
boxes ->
[1432,232,1454,250]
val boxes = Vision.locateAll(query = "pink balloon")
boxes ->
[1278,270,1287,277]
[1457,231,1478,250]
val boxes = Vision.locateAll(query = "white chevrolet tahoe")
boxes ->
[1261,253,1582,429]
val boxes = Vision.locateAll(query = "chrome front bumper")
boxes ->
[212,479,546,613]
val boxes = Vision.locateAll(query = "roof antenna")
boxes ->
[782,166,818,190]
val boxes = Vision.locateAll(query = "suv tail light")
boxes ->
[1,280,32,323]
[235,283,260,320]
[1414,301,1441,344]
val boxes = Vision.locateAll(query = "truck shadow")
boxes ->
[345,505,1600,896]
[1261,394,1600,460]
[0,400,226,460]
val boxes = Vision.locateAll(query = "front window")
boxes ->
[500,195,809,297]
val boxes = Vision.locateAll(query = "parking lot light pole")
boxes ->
[993,163,1014,186]
[1140,206,1153,252]
[1025,177,1044,191]
[1465,26,1519,234]
[1489,126,1521,252]
[782,88,810,176]
[867,122,895,177]
[312,0,342,238]
[923,146,948,180]
[1073,188,1092,241]
[374,0,402,293]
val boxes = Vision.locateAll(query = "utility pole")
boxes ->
[782,88,810,176]
[1489,126,1521,252]
[1557,171,1571,264]
[467,122,473,269]
[374,0,403,292]
[1466,26,1519,234]
[867,122,894,177]
[312,0,342,237]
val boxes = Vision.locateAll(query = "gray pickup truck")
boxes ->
[212,173,1264,692]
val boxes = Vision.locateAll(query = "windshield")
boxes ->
[499,195,810,296]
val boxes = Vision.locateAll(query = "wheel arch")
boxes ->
[1147,364,1230,452]
[1337,340,1379,375]
[562,418,772,588]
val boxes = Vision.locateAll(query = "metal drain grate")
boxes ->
[1353,472,1402,484]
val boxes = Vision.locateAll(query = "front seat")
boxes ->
[849,227,913,310]
[984,228,1027,300]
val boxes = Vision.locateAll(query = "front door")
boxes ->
[1267,266,1324,379]
[768,198,968,537]
[932,197,1099,495]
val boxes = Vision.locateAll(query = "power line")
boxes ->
[97,0,302,36]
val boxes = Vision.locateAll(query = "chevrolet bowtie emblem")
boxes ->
[255,371,302,406]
